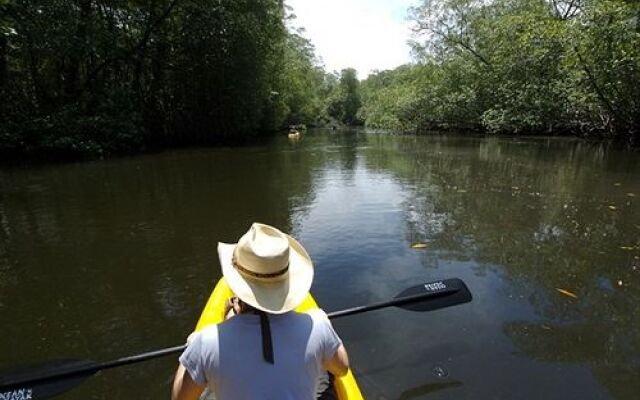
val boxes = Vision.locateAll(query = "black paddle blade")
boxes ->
[0,345,187,400]
[394,278,472,312]
[328,278,472,319]
[0,359,97,400]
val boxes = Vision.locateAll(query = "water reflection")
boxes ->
[353,135,639,399]
[0,132,638,399]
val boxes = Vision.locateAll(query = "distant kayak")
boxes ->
[288,130,301,139]
[193,277,364,400]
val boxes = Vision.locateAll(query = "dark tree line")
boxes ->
[0,0,338,159]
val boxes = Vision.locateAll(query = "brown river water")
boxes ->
[0,131,639,399]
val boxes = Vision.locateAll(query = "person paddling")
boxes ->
[171,223,350,400]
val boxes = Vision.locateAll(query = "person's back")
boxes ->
[180,309,341,400]
[171,223,349,400]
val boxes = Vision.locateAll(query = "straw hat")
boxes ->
[218,223,314,314]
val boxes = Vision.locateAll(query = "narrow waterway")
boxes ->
[1,131,638,399]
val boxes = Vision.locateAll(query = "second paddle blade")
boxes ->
[0,359,96,400]
[395,278,472,312]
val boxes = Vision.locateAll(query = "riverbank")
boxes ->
[2,127,638,167]
[0,127,279,166]
[413,120,638,144]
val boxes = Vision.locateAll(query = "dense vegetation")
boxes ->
[359,0,640,144]
[0,0,351,159]
[1,0,638,160]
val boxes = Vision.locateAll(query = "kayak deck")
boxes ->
[193,277,364,400]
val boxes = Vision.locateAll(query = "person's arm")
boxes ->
[171,331,208,400]
[323,343,350,377]
[171,364,206,400]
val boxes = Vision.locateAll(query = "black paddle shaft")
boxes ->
[0,345,188,399]
[0,278,471,399]
[328,278,470,319]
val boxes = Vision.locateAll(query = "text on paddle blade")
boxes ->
[0,388,32,400]
[424,282,447,292]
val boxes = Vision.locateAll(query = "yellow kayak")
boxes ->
[193,277,364,400]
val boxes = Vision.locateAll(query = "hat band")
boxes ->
[232,259,289,279]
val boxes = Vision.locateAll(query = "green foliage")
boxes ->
[0,106,142,159]
[358,66,424,132]
[360,0,640,143]
[564,0,640,139]
[0,0,332,159]
[477,0,569,133]
[323,68,363,126]
[5,0,638,159]
[278,30,326,126]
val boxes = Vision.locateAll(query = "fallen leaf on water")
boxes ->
[457,189,467,193]
[614,183,622,186]
[608,205,617,211]
[541,325,552,330]
[620,246,635,251]
[411,243,428,249]
[556,288,578,299]
[627,193,636,197]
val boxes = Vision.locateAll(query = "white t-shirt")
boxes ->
[179,309,342,400]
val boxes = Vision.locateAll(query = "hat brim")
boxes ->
[218,234,314,314]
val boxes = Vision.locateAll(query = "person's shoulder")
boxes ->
[192,324,219,344]
[306,308,331,323]
[305,309,342,345]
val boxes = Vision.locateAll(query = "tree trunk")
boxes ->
[65,0,92,99]
[0,34,7,86]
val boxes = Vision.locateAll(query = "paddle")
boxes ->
[0,278,471,400]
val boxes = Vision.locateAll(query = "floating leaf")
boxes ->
[608,205,617,211]
[541,325,552,330]
[556,288,578,299]
[627,193,636,197]
[411,243,428,249]
[620,246,634,251]
[457,189,467,193]
[614,183,622,186]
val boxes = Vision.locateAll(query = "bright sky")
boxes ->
[285,0,418,79]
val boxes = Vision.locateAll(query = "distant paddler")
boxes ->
[288,127,300,139]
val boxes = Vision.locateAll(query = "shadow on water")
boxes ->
[397,381,464,400]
